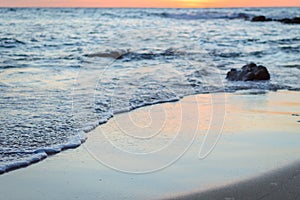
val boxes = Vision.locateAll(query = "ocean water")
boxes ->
[0,7,299,173]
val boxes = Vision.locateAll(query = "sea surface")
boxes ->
[0,7,299,173]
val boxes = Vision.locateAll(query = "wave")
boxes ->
[0,38,25,48]
[278,64,300,70]
[85,49,129,59]
[85,48,186,60]
[0,64,81,70]
[279,45,300,53]
[157,11,252,20]
[0,132,87,174]
[154,9,300,22]
[0,93,184,174]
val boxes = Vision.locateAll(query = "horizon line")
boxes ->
[0,6,300,9]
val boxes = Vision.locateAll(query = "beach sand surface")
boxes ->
[0,91,299,200]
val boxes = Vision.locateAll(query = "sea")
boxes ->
[0,7,299,173]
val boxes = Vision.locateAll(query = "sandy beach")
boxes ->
[0,90,299,200]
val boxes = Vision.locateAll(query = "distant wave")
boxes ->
[155,10,299,22]
[157,11,252,20]
[279,45,300,53]
[0,38,25,48]
[85,48,186,60]
[278,64,300,70]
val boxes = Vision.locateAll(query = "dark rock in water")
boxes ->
[292,17,300,24]
[251,15,300,24]
[8,8,17,12]
[226,63,270,81]
[277,17,300,24]
[251,16,272,22]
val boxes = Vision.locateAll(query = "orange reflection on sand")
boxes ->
[99,94,219,154]
[223,92,300,134]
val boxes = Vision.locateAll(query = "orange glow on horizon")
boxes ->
[0,0,299,8]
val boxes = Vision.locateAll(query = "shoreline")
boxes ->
[0,89,217,175]
[0,90,299,199]
[2,88,296,175]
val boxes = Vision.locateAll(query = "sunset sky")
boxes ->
[0,0,299,8]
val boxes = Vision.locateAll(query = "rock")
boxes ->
[251,15,300,24]
[292,17,300,24]
[251,15,272,22]
[226,63,270,81]
[277,17,300,24]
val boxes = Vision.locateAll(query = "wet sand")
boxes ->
[167,160,300,200]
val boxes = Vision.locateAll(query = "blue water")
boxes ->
[0,7,299,174]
